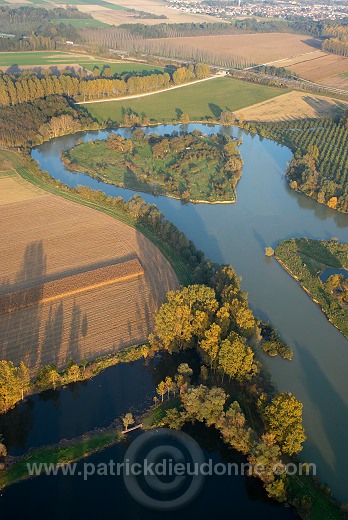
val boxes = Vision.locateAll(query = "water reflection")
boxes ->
[32,123,348,502]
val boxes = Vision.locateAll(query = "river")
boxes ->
[2,123,347,514]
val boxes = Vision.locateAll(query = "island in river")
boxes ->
[276,238,348,339]
[62,129,243,203]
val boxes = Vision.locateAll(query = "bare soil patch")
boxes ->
[281,51,348,83]
[317,74,348,91]
[77,0,224,24]
[235,91,348,122]
[0,178,178,373]
[148,33,320,64]
[0,175,47,206]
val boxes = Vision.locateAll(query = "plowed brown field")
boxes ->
[0,175,178,373]
[234,91,348,122]
[280,51,348,84]
[148,33,321,64]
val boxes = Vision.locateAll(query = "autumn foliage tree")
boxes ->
[260,392,306,455]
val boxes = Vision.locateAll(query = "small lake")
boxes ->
[2,122,348,512]
[0,352,294,519]
[320,268,348,283]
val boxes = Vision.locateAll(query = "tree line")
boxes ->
[81,18,323,43]
[0,95,97,148]
[0,64,209,108]
[322,23,348,57]
[149,278,305,503]
[0,6,86,51]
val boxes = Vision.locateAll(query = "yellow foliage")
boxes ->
[328,196,338,209]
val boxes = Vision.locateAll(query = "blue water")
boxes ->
[15,123,348,505]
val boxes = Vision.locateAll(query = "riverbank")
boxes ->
[0,426,121,491]
[2,119,348,508]
[275,238,348,340]
[0,148,193,286]
[143,396,344,520]
[62,130,241,204]
[245,116,348,214]
[0,145,219,412]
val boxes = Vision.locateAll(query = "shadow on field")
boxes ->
[0,240,88,373]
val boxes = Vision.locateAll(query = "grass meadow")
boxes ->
[84,77,289,123]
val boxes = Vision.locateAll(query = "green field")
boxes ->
[78,61,165,76]
[0,51,164,75]
[84,77,289,123]
[0,428,121,490]
[0,51,82,67]
[50,18,110,28]
[53,0,125,8]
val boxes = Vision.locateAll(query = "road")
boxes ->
[77,73,225,105]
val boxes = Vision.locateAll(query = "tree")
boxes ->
[200,365,209,382]
[218,401,254,454]
[177,363,193,383]
[195,63,210,79]
[48,368,60,390]
[132,128,145,140]
[67,364,80,383]
[156,381,166,403]
[218,335,257,382]
[200,323,221,368]
[18,361,30,400]
[122,413,135,431]
[182,385,227,427]
[220,111,236,125]
[81,359,88,374]
[230,298,255,336]
[248,432,286,500]
[0,434,7,461]
[263,393,306,455]
[152,285,218,352]
[325,274,344,293]
[0,360,22,413]
[164,376,175,399]
[164,408,186,429]
[180,113,190,124]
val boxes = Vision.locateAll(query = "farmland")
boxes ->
[64,0,226,25]
[2,0,226,24]
[50,17,109,29]
[0,51,164,75]
[250,115,348,212]
[234,91,348,122]
[0,168,178,374]
[279,50,348,88]
[83,77,289,123]
[146,33,321,65]
[0,51,81,67]
[77,60,165,76]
